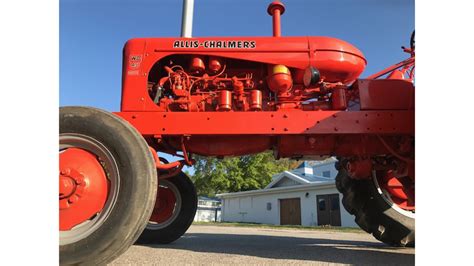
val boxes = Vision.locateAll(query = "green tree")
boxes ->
[190,151,298,197]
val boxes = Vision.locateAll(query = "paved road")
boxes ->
[111,225,415,265]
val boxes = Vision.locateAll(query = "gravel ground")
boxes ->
[111,224,415,265]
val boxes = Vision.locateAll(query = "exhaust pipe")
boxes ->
[181,0,194,38]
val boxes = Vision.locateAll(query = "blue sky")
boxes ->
[60,0,414,110]
[60,0,413,172]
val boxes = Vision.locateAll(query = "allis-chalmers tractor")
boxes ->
[59,1,415,264]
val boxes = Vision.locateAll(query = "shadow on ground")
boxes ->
[138,232,414,265]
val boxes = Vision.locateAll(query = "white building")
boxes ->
[193,196,222,222]
[217,158,357,227]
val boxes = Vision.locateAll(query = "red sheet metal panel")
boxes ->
[358,79,415,110]
[115,110,414,135]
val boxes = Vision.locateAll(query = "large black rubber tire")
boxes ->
[60,106,157,265]
[335,159,415,247]
[137,171,197,244]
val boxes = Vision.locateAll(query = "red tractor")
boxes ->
[59,1,414,264]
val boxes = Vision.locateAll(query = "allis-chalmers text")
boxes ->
[173,40,256,49]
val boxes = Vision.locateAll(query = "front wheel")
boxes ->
[336,158,415,247]
[137,171,197,244]
[59,106,157,265]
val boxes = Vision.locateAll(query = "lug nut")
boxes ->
[68,195,79,204]
[60,168,71,176]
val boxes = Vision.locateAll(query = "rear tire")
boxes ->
[335,158,415,247]
[137,171,197,244]
[59,106,157,265]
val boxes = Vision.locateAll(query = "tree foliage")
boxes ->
[190,151,299,197]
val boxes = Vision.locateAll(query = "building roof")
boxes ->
[265,170,334,189]
[295,158,337,169]
[217,181,335,198]
[294,157,337,171]
[198,196,221,202]
[265,157,337,189]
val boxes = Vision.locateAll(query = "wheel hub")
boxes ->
[59,148,109,231]
[380,171,415,211]
[147,179,182,230]
[59,174,76,199]
[150,186,177,224]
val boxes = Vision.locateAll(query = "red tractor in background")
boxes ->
[59,1,415,264]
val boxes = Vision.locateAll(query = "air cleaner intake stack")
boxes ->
[267,1,285,37]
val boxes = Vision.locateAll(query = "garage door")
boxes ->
[279,198,301,225]
[316,194,341,226]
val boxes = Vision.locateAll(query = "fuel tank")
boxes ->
[306,36,366,84]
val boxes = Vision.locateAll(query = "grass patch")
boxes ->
[192,221,364,233]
